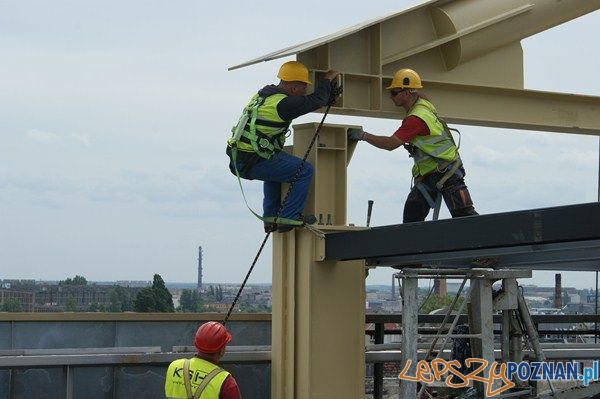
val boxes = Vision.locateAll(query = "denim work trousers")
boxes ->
[231,150,314,220]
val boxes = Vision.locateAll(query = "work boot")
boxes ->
[276,214,317,233]
[264,222,277,233]
[301,214,317,225]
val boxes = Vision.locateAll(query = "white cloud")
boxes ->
[71,134,91,147]
[26,128,60,143]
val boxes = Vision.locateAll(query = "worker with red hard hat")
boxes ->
[165,321,241,399]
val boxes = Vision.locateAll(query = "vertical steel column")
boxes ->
[399,275,418,399]
[517,289,556,395]
[501,311,511,362]
[596,137,599,343]
[469,277,496,397]
[373,322,384,399]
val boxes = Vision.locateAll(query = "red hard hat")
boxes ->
[194,322,232,353]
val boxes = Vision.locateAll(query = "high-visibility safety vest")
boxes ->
[228,92,290,159]
[405,98,458,177]
[165,357,230,399]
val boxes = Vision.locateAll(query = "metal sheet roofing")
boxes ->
[228,0,440,71]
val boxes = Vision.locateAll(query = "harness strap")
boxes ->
[183,359,193,399]
[415,181,437,209]
[192,367,226,399]
[415,158,463,220]
[230,146,303,227]
[248,96,264,140]
[435,159,463,190]
[182,359,226,399]
[432,192,443,221]
[232,95,287,159]
[240,128,285,159]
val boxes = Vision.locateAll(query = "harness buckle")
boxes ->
[258,138,271,149]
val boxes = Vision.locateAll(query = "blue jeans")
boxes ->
[231,150,313,220]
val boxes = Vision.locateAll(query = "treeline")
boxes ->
[1,274,270,313]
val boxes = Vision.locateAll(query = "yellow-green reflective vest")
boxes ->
[228,92,290,159]
[165,357,230,399]
[406,98,458,177]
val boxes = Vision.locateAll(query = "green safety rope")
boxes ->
[230,146,304,227]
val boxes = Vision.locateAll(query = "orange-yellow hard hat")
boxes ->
[386,68,422,90]
[277,61,312,85]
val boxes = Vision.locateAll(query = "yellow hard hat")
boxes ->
[277,61,312,85]
[386,68,422,90]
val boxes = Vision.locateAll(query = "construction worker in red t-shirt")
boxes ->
[348,68,478,223]
[165,321,241,399]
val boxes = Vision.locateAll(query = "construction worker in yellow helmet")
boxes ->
[228,61,339,233]
[348,68,480,224]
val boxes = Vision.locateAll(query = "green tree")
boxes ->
[89,302,100,312]
[72,275,87,285]
[152,274,174,312]
[179,289,193,312]
[133,274,174,312]
[240,304,270,313]
[1,299,23,312]
[419,294,464,315]
[108,286,133,312]
[179,289,204,312]
[216,285,223,302]
[133,288,157,312]
[60,275,87,286]
[65,297,78,312]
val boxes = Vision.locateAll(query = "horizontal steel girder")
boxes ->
[324,202,600,270]
[324,82,600,136]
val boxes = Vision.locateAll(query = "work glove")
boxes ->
[347,128,365,141]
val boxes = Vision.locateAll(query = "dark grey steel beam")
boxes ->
[324,202,600,270]
[365,313,600,324]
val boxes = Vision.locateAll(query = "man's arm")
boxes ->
[277,70,339,120]
[220,375,242,399]
[348,116,428,150]
[363,132,403,151]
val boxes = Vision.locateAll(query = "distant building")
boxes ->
[204,303,239,312]
[0,280,143,312]
[0,289,34,312]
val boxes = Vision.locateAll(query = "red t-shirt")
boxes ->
[220,375,242,399]
[393,115,429,143]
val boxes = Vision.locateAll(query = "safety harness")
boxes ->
[230,95,289,159]
[228,94,303,228]
[182,359,226,399]
[407,119,463,220]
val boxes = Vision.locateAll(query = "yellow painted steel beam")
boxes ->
[271,125,366,399]
[321,81,600,136]
[381,4,534,66]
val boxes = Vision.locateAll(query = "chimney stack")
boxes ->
[554,273,562,308]
[197,246,203,292]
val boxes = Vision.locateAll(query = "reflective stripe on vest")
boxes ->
[164,357,230,399]
[406,98,458,177]
[228,92,290,159]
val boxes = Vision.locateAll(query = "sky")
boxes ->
[1,1,599,289]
